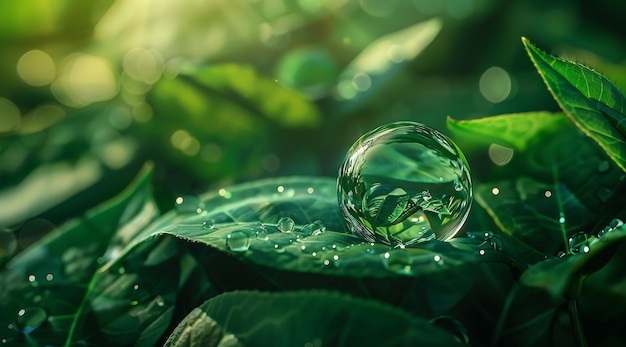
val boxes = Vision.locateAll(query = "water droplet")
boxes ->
[16,307,47,334]
[300,220,326,236]
[277,217,295,233]
[226,231,250,253]
[568,231,589,254]
[479,249,486,256]
[429,316,470,344]
[337,121,472,245]
[202,220,214,229]
[433,254,444,265]
[557,251,567,258]
[598,226,612,237]
[610,218,624,229]
[486,236,502,251]
[381,250,412,274]
[559,217,566,224]
[174,195,203,214]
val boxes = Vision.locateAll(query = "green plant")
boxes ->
[2,34,626,347]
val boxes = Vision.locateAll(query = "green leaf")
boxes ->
[0,163,158,346]
[520,222,626,300]
[447,111,570,151]
[522,37,626,172]
[331,18,442,118]
[166,290,467,347]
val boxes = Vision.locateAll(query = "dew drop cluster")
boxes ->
[337,121,472,246]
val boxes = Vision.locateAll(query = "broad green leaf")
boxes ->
[331,18,442,118]
[146,64,322,182]
[475,178,594,256]
[104,176,515,346]
[522,37,626,172]
[0,163,158,346]
[447,111,570,151]
[520,222,626,300]
[177,63,321,128]
[167,290,467,347]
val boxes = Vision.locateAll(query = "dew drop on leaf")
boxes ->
[277,217,295,233]
[486,236,503,251]
[15,307,47,334]
[568,231,589,254]
[202,220,214,229]
[337,121,472,245]
[610,218,624,229]
[226,231,250,253]
[300,220,326,236]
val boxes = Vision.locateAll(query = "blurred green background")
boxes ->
[1,0,625,252]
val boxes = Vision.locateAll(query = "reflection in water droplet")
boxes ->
[568,231,589,254]
[277,217,295,233]
[382,250,412,274]
[16,307,48,334]
[174,195,203,214]
[226,231,250,253]
[202,221,214,229]
[337,122,472,246]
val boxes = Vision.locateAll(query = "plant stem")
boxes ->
[567,299,587,347]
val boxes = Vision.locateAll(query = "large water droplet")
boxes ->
[174,195,203,214]
[16,307,47,334]
[277,217,295,233]
[610,218,624,229]
[568,231,589,254]
[337,121,472,245]
[226,230,250,252]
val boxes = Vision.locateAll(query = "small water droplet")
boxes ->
[202,220,214,229]
[382,250,412,274]
[337,121,472,245]
[226,231,250,252]
[610,218,624,229]
[598,226,612,237]
[568,231,589,254]
[274,244,279,249]
[559,216,566,224]
[433,254,444,265]
[300,220,326,236]
[479,249,486,256]
[155,296,165,307]
[16,307,48,334]
[557,251,567,258]
[277,217,295,232]
[174,195,203,214]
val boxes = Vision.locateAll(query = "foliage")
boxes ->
[2,2,626,346]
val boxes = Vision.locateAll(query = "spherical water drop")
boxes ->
[277,217,295,233]
[16,307,47,334]
[337,121,472,245]
[174,195,203,214]
[202,220,214,229]
[568,231,589,254]
[226,231,250,253]
[300,220,326,236]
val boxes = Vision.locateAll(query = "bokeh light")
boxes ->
[479,66,512,103]
[51,54,117,107]
[0,98,21,133]
[17,50,56,87]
